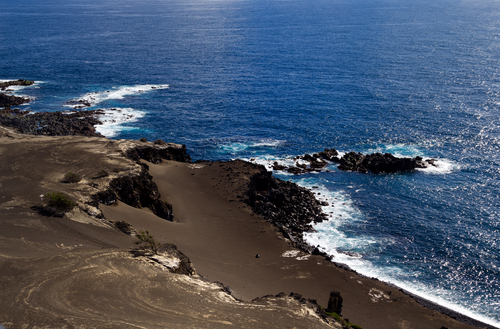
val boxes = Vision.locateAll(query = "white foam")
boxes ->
[242,155,304,171]
[66,84,169,108]
[299,181,498,327]
[416,158,459,174]
[300,183,377,258]
[94,108,146,137]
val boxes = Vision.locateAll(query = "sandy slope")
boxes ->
[0,126,489,329]
[0,128,337,329]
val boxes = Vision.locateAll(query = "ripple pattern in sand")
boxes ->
[0,249,337,329]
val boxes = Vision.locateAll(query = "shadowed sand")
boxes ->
[0,126,493,329]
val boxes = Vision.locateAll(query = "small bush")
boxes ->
[136,230,161,255]
[324,311,362,329]
[63,172,81,183]
[325,311,343,322]
[46,192,76,212]
[348,324,363,329]
[154,139,166,145]
[139,137,147,142]
[95,169,109,178]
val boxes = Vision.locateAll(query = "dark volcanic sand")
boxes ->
[102,160,489,329]
[0,125,493,329]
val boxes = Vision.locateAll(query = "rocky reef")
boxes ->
[0,79,34,91]
[0,80,34,108]
[0,108,104,137]
[338,151,437,173]
[272,148,339,174]
[0,93,31,108]
[271,148,437,174]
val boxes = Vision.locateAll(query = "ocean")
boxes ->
[1,0,499,326]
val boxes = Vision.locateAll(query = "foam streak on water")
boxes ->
[65,84,169,109]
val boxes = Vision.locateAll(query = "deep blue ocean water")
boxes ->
[1,0,499,326]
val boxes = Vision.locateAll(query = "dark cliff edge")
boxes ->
[91,140,192,221]
[125,141,191,164]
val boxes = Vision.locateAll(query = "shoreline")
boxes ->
[0,125,496,329]
[1,86,498,328]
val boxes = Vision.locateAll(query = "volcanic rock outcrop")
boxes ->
[269,148,437,175]
[0,80,35,108]
[94,163,174,221]
[246,164,328,253]
[0,79,34,90]
[338,152,436,173]
[0,108,104,137]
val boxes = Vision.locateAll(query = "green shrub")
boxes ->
[46,192,76,211]
[324,311,362,329]
[63,172,81,183]
[325,311,343,322]
[136,230,161,255]
[139,137,147,142]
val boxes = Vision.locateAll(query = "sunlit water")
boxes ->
[1,0,499,326]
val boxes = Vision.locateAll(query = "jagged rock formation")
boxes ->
[0,80,34,108]
[270,148,437,175]
[246,164,328,254]
[94,163,174,221]
[0,94,31,108]
[327,291,344,316]
[0,79,34,90]
[0,108,104,136]
[272,148,340,174]
[338,152,436,173]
